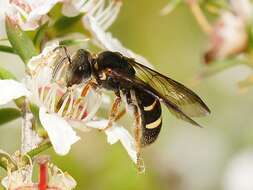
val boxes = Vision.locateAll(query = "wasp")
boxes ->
[57,48,210,171]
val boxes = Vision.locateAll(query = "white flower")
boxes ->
[1,165,34,189]
[230,0,253,21]
[0,0,99,37]
[205,12,248,62]
[62,0,98,17]
[2,155,77,190]
[223,149,253,190]
[83,0,154,68]
[0,0,10,39]
[5,0,59,31]
[48,163,77,190]
[0,42,137,163]
[86,119,137,163]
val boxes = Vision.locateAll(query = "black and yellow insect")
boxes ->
[61,49,210,170]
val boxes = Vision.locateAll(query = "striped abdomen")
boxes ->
[135,89,162,146]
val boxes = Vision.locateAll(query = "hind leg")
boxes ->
[133,105,145,173]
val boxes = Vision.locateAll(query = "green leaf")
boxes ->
[5,17,38,64]
[33,22,49,51]
[59,38,89,46]
[0,108,21,126]
[0,66,16,80]
[0,45,16,54]
[27,140,52,158]
[30,103,47,138]
[50,14,87,37]
[0,66,25,108]
[54,14,83,31]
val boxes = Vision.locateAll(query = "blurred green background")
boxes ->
[1,0,253,190]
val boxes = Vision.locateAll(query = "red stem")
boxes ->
[39,162,47,190]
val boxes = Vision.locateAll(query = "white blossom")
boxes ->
[230,0,253,21]
[48,164,77,190]
[0,42,137,163]
[205,12,248,62]
[0,0,100,38]
[83,0,154,68]
[1,165,34,189]
[2,156,77,190]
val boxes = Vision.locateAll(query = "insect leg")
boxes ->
[115,109,126,121]
[53,45,71,64]
[52,46,72,80]
[133,104,145,173]
[80,81,98,97]
[103,93,122,131]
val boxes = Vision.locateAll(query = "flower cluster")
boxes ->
[2,154,77,190]
[0,0,150,186]
[163,0,253,90]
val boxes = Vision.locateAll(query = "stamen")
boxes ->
[57,93,70,116]
[34,80,39,101]
[50,89,56,113]
[100,2,121,30]
[80,0,96,12]
[90,0,105,16]
[96,1,114,23]
[52,57,68,81]
[65,92,74,116]
[81,97,101,122]
[78,103,87,120]
[44,86,54,108]
[72,101,81,119]
[55,61,67,82]
[40,86,46,102]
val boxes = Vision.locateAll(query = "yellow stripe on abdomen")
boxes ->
[145,116,162,129]
[144,100,157,111]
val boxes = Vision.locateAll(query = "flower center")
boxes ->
[38,85,89,121]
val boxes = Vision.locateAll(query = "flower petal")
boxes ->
[48,168,77,189]
[86,119,137,163]
[0,79,31,105]
[0,0,10,39]
[39,107,80,155]
[230,0,253,21]
[106,126,137,164]
[18,0,61,31]
[85,119,109,129]
[27,42,59,72]
[1,165,33,189]
[205,12,247,62]
[84,16,154,68]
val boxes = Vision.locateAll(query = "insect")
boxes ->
[57,48,210,171]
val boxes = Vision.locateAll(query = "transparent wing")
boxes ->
[125,58,210,117]
[107,69,207,128]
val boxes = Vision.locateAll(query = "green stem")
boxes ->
[27,141,52,158]
[0,45,16,54]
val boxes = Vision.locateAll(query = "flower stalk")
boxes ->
[21,99,42,155]
[187,0,212,34]
[37,155,50,190]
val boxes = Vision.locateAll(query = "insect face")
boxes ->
[66,49,93,87]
